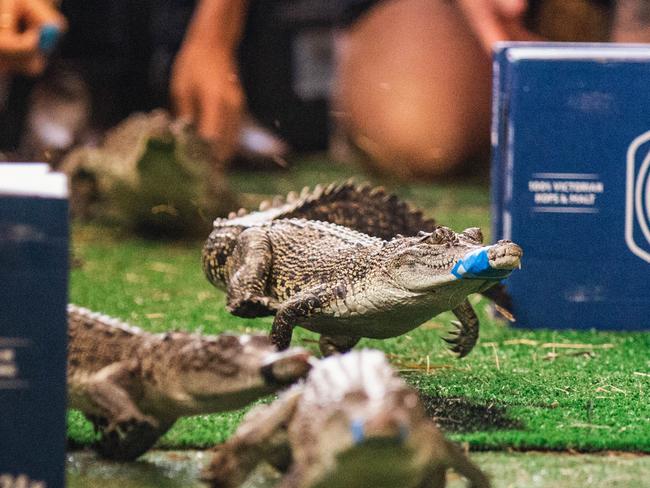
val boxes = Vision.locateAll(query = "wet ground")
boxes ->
[67,449,650,487]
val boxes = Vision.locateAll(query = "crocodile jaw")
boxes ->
[451,242,523,281]
[488,241,523,270]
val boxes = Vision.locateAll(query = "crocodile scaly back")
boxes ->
[215,181,437,240]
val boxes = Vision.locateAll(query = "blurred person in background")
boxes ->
[611,0,650,41]
[2,0,647,178]
[171,0,620,180]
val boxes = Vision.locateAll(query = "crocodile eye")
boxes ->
[461,227,483,244]
[435,228,449,242]
[432,227,450,244]
[418,227,447,245]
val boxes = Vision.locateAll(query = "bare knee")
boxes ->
[335,0,492,179]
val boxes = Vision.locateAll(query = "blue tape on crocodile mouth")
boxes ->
[451,246,514,280]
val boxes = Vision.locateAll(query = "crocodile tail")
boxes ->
[253,180,438,240]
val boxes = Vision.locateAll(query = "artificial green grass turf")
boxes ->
[67,158,650,453]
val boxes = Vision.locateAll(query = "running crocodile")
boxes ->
[202,183,522,357]
[204,349,490,488]
[67,304,312,460]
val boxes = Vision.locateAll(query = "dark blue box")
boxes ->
[492,43,650,330]
[0,164,68,487]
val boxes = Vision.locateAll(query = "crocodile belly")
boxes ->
[301,304,445,339]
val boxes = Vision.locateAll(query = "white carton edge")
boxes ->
[0,163,50,175]
[0,172,68,199]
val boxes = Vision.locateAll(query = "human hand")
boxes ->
[0,0,66,76]
[170,41,244,161]
[457,0,542,53]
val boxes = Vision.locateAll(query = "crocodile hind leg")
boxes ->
[226,227,278,317]
[318,335,360,356]
[443,299,479,358]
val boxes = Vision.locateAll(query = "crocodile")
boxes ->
[204,349,490,488]
[202,183,522,357]
[67,304,312,461]
[59,109,235,237]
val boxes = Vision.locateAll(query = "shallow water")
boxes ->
[66,450,280,488]
[66,450,208,488]
[66,449,650,487]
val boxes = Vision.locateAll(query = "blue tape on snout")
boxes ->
[451,246,514,280]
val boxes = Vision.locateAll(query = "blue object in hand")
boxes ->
[38,24,61,54]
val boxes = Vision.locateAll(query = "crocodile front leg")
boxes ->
[76,361,161,460]
[89,415,173,462]
[417,468,446,488]
[203,390,301,488]
[443,299,480,358]
[226,227,278,317]
[271,291,325,350]
[418,421,490,488]
[272,286,360,353]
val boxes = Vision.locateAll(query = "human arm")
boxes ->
[170,0,248,160]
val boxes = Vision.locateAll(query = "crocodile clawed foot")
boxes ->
[442,320,473,358]
[106,411,159,435]
[93,413,161,461]
[227,295,278,318]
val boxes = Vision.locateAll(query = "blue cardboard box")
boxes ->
[492,42,650,330]
[0,164,68,487]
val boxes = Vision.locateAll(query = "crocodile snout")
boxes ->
[488,241,523,270]
[451,241,523,280]
[260,349,312,386]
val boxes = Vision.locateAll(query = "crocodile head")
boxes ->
[301,350,444,488]
[174,334,312,413]
[387,226,522,292]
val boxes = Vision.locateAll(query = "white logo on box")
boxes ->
[626,131,650,263]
